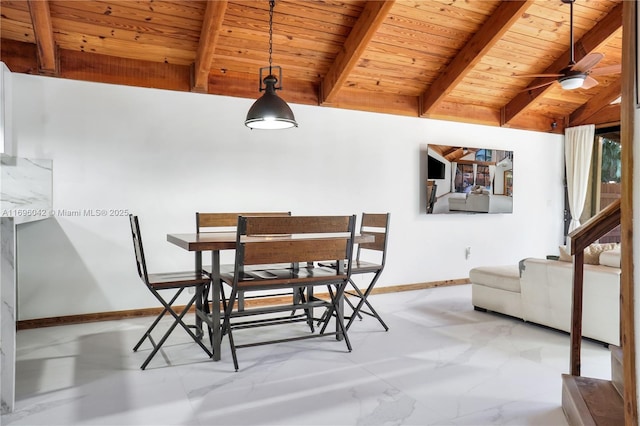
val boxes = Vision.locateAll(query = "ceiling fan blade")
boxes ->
[513,73,563,78]
[581,76,599,90]
[520,80,555,92]
[571,53,604,72]
[589,64,621,76]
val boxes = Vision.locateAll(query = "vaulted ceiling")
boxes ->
[0,0,623,134]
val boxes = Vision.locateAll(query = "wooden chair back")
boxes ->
[128,214,214,368]
[129,214,150,285]
[237,215,356,271]
[356,213,390,266]
[196,211,291,232]
[222,215,357,371]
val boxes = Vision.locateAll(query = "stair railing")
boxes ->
[568,198,621,376]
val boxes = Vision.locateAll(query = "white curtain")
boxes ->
[489,165,496,192]
[451,161,457,192]
[472,163,478,186]
[565,124,595,232]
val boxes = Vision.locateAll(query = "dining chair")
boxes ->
[426,181,437,214]
[320,212,390,331]
[129,214,213,369]
[196,212,293,312]
[221,214,356,371]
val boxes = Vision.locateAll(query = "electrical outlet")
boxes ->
[465,246,471,259]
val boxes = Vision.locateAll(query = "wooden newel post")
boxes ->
[570,249,585,376]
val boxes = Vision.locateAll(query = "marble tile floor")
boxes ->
[1,284,612,426]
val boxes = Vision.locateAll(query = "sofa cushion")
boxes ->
[558,243,619,265]
[558,245,572,262]
[469,265,521,292]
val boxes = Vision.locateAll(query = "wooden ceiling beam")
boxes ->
[506,111,565,134]
[192,0,228,93]
[0,39,39,74]
[60,49,191,92]
[325,88,418,117]
[319,0,395,105]
[420,0,534,117]
[570,79,622,126]
[501,2,623,126]
[589,104,620,128]
[27,0,57,75]
[428,101,501,127]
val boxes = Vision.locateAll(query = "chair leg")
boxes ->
[288,287,314,332]
[346,274,389,331]
[194,282,206,339]
[222,288,239,371]
[302,286,315,332]
[328,282,352,351]
[343,293,362,320]
[140,290,213,370]
[319,285,344,339]
[318,286,334,335]
[200,282,214,348]
[227,325,238,372]
[134,306,169,352]
[238,290,245,312]
[316,288,360,327]
[201,281,228,350]
[133,288,184,352]
[166,294,214,355]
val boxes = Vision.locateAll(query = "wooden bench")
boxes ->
[220,215,356,371]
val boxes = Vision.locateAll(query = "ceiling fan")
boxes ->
[516,0,621,92]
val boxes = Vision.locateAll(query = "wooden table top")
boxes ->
[167,232,238,251]
[167,232,373,252]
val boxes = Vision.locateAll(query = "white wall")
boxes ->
[12,74,565,320]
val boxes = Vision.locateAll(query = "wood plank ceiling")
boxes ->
[0,0,623,134]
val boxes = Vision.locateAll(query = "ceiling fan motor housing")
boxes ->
[558,70,587,90]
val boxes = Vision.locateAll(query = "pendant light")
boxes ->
[245,0,298,129]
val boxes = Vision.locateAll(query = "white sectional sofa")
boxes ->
[448,185,491,213]
[470,244,621,346]
[448,193,490,213]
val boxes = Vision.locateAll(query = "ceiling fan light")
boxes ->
[559,74,586,90]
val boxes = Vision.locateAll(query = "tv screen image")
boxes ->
[425,145,513,214]
[427,155,446,179]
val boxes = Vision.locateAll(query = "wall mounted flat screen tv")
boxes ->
[425,144,513,214]
[427,155,446,179]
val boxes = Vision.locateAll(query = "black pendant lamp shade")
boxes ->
[245,69,297,129]
[244,0,298,130]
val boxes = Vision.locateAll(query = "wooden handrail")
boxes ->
[569,199,622,254]
[568,198,621,376]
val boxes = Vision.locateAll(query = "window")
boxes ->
[475,149,492,162]
[571,126,621,242]
[455,164,475,192]
[596,130,621,243]
[476,165,491,187]
[601,136,621,184]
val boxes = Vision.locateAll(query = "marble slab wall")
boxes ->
[1,156,53,221]
[0,156,53,414]
[1,217,15,414]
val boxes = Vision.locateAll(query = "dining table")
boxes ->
[166,231,373,361]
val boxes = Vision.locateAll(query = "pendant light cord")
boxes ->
[268,0,274,75]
